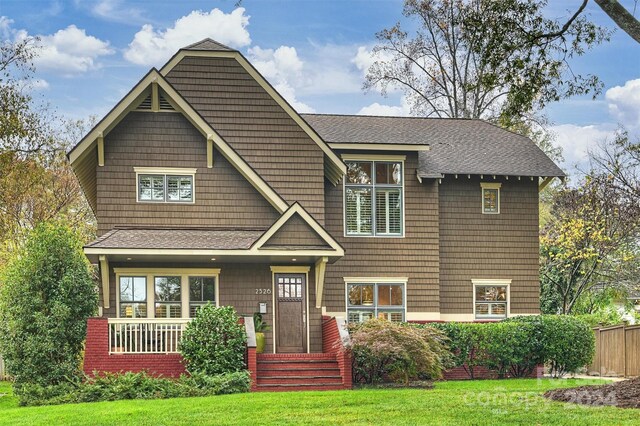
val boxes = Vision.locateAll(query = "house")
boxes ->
[68,39,564,389]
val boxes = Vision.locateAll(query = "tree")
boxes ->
[0,222,97,391]
[540,172,640,314]
[364,0,609,125]
[593,0,640,44]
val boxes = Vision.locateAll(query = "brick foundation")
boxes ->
[83,317,186,378]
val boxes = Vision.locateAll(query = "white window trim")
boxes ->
[342,158,406,238]
[472,279,511,320]
[134,167,197,204]
[115,268,220,319]
[480,182,501,214]
[344,277,408,323]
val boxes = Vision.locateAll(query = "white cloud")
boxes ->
[32,25,114,73]
[124,8,251,66]
[3,19,113,74]
[605,78,640,128]
[358,95,411,116]
[550,124,616,172]
[248,45,315,113]
[92,0,145,24]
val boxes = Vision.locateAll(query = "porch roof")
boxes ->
[86,228,264,250]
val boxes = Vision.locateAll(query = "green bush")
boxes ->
[428,322,487,379]
[432,315,593,379]
[349,319,451,384]
[16,371,251,407]
[178,305,247,375]
[0,222,97,393]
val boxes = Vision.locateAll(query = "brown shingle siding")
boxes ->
[439,176,540,314]
[96,112,280,235]
[323,153,441,313]
[165,57,326,223]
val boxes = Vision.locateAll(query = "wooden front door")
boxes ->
[275,273,306,353]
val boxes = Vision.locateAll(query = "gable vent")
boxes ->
[136,93,175,111]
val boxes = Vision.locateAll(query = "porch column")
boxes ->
[99,255,110,309]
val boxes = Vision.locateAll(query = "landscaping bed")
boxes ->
[544,377,640,409]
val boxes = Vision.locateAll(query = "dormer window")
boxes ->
[481,182,501,214]
[134,167,196,203]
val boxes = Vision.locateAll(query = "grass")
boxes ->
[0,378,637,425]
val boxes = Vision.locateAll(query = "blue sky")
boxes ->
[2,0,640,174]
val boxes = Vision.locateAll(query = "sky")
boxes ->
[1,0,640,176]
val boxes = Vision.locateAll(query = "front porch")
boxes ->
[83,315,352,391]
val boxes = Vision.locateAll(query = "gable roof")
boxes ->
[183,38,234,51]
[302,113,565,178]
[67,69,289,214]
[159,41,346,185]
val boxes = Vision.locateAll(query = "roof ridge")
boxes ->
[182,38,235,51]
[301,112,481,121]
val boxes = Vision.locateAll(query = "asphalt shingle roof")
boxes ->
[302,114,565,178]
[182,38,234,52]
[85,229,265,250]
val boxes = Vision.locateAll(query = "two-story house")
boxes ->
[69,39,563,390]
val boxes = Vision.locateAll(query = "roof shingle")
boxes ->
[302,113,565,178]
[85,229,265,250]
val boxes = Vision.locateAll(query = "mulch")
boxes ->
[544,377,640,409]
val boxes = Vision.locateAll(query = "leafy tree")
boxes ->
[363,0,609,125]
[0,222,97,391]
[540,172,640,314]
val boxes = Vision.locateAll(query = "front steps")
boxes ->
[255,353,348,391]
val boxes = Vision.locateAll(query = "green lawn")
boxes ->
[0,378,636,425]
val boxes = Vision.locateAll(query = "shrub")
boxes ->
[480,320,544,378]
[179,305,247,375]
[16,371,251,407]
[429,322,487,379]
[541,315,595,378]
[0,222,97,393]
[349,319,450,384]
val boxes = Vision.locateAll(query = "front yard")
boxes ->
[0,378,638,425]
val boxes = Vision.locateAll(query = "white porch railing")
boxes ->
[108,318,190,354]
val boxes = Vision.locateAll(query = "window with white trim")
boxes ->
[189,277,216,317]
[139,174,193,203]
[154,276,182,318]
[347,282,405,323]
[474,285,508,319]
[119,276,147,318]
[481,182,501,214]
[345,161,403,236]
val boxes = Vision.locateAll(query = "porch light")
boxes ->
[210,258,216,261]
[291,258,297,262]
[126,257,132,261]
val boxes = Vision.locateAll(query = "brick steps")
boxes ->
[255,353,348,392]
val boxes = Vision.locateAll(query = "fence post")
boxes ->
[623,324,627,378]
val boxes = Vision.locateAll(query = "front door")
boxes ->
[274,273,306,353]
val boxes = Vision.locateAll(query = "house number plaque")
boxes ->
[255,288,272,295]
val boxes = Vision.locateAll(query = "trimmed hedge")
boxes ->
[425,315,594,379]
[16,371,251,407]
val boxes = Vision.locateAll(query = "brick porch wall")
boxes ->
[321,316,352,389]
[83,317,186,378]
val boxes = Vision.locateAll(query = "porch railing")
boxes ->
[108,318,190,354]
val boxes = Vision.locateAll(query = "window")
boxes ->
[155,276,182,318]
[481,182,501,214]
[119,276,147,318]
[474,284,508,319]
[189,277,216,317]
[135,167,196,203]
[345,161,403,236]
[347,281,405,323]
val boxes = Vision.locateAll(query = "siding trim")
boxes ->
[330,143,430,151]
[68,69,290,214]
[159,49,347,183]
[253,203,344,255]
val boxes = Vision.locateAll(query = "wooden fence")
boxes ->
[588,324,640,377]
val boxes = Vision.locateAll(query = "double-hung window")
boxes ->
[345,161,403,236]
[189,277,216,317]
[474,282,509,319]
[481,182,501,214]
[135,168,196,203]
[119,276,147,318]
[347,281,405,323]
